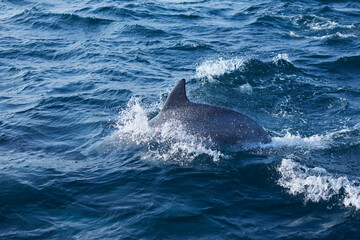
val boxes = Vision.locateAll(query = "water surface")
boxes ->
[1,0,360,239]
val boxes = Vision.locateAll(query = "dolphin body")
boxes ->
[149,79,271,146]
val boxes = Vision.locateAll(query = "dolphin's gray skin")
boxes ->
[149,79,271,146]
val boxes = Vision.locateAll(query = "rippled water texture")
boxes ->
[1,0,360,239]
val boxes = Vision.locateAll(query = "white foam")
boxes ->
[289,31,296,37]
[312,32,356,40]
[309,20,354,31]
[277,158,360,209]
[309,18,338,30]
[238,83,253,94]
[273,53,291,63]
[289,31,355,40]
[195,57,244,82]
[115,97,223,163]
[289,31,302,38]
[294,14,355,31]
[266,124,360,150]
[259,129,333,150]
[269,131,331,149]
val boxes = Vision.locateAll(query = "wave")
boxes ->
[269,132,331,150]
[293,14,355,31]
[170,13,202,20]
[194,55,298,82]
[265,123,360,151]
[121,24,169,38]
[168,43,212,52]
[323,55,360,71]
[8,7,112,30]
[91,5,198,21]
[250,12,355,34]
[310,55,360,75]
[91,6,142,20]
[277,158,360,210]
[287,13,357,44]
[289,31,356,40]
[195,57,244,81]
[251,14,293,30]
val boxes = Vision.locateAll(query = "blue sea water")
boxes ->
[1,0,360,239]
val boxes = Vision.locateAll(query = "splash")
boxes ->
[238,83,253,94]
[278,158,360,209]
[269,131,331,149]
[273,53,290,63]
[195,57,244,82]
[115,97,223,163]
[266,124,360,150]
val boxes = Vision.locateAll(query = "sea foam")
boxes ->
[278,158,360,209]
[269,131,331,149]
[195,57,244,81]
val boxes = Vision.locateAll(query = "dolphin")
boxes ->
[149,79,271,146]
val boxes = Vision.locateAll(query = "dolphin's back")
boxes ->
[149,79,271,146]
[150,102,271,145]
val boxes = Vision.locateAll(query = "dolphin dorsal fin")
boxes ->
[162,79,189,111]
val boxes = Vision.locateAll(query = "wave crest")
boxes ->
[10,8,112,30]
[195,57,244,82]
[194,56,297,82]
[278,158,360,209]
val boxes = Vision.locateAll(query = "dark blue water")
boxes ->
[1,0,360,239]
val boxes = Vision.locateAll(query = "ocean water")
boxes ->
[1,0,360,239]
